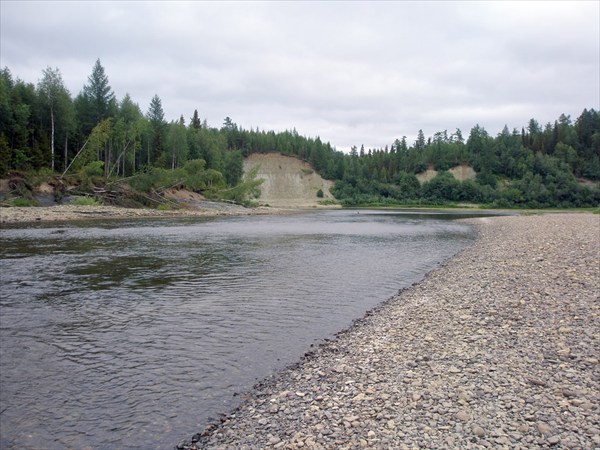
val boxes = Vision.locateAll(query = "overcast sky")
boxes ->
[1,1,598,151]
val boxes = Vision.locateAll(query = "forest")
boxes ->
[1,59,599,208]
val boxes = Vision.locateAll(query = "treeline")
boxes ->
[0,60,340,199]
[0,60,250,189]
[1,59,599,208]
[333,112,600,208]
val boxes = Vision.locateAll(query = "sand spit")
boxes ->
[185,213,599,449]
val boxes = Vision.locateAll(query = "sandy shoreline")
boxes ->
[182,213,600,449]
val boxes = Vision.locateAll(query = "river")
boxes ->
[0,209,480,449]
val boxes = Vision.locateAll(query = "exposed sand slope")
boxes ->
[416,164,477,184]
[243,153,337,208]
[449,164,477,181]
[415,168,439,183]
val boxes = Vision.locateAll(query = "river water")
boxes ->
[0,210,478,449]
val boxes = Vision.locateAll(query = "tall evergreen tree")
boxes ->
[147,94,166,164]
[190,109,201,129]
[415,129,426,151]
[82,59,116,125]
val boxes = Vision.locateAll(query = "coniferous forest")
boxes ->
[1,60,599,208]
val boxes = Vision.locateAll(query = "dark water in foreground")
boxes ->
[0,210,478,449]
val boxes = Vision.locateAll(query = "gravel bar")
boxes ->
[0,204,280,225]
[181,213,599,450]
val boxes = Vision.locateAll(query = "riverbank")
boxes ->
[0,203,286,225]
[186,213,599,449]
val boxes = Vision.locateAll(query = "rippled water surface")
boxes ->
[1,210,477,449]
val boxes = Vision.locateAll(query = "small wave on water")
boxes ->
[0,210,478,449]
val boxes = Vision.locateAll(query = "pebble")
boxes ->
[455,411,470,422]
[537,421,554,436]
[548,435,561,445]
[179,214,600,450]
[472,425,486,437]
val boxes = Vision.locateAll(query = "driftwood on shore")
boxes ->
[184,213,599,450]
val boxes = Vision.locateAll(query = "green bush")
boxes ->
[8,197,37,207]
[25,168,54,188]
[316,188,324,198]
[80,161,104,178]
[73,196,102,206]
[414,163,428,174]
[183,159,207,175]
[129,168,176,192]
[218,166,263,206]
[128,172,155,192]
[422,171,461,201]
[317,199,339,205]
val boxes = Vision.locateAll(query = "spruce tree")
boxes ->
[83,59,116,124]
[147,94,165,164]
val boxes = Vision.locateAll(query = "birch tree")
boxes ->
[38,67,72,171]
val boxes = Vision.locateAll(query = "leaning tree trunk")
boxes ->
[64,134,68,171]
[50,107,55,171]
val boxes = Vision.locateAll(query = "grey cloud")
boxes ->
[1,1,597,151]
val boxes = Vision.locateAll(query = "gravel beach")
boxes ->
[0,204,279,225]
[186,213,599,450]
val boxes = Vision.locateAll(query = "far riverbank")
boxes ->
[0,203,287,225]
[0,204,511,226]
[189,213,599,449]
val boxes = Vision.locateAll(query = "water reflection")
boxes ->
[0,210,477,449]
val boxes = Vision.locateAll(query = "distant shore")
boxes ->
[0,203,289,225]
[188,213,599,449]
[0,204,507,226]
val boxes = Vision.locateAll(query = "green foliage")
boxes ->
[0,133,10,176]
[82,59,116,124]
[183,158,206,175]
[422,172,461,201]
[128,160,226,194]
[73,196,102,206]
[72,160,105,191]
[24,167,54,188]
[217,165,264,206]
[1,63,598,209]
[223,150,243,186]
[70,119,112,173]
[128,167,177,192]
[413,163,427,174]
[393,172,420,197]
[317,199,339,205]
[316,188,324,198]
[127,171,155,192]
[476,170,497,188]
[80,161,104,178]
[37,66,74,171]
[7,197,37,207]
